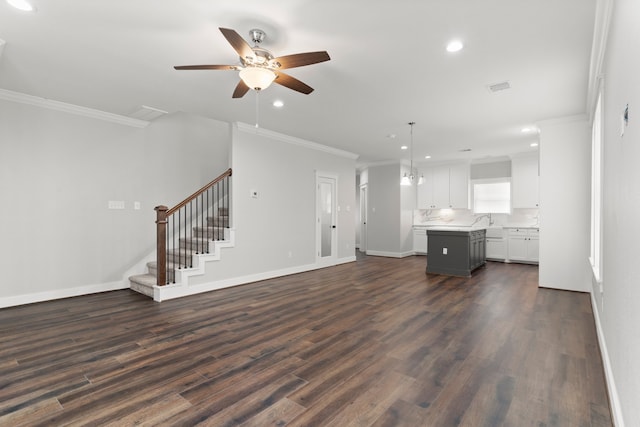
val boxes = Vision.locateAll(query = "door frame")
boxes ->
[316,172,338,267]
[359,184,368,253]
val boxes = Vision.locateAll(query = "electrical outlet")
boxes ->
[108,200,125,210]
[443,248,448,255]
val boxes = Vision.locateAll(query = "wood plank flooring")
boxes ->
[0,255,613,426]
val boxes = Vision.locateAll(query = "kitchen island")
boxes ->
[426,227,486,276]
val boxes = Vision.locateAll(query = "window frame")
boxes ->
[590,89,603,283]
[471,177,512,214]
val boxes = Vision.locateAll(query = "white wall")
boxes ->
[596,0,640,424]
[538,117,591,292]
[366,164,401,255]
[400,165,415,254]
[190,123,356,285]
[362,163,414,257]
[0,99,230,306]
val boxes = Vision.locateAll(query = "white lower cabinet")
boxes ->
[506,228,539,263]
[413,228,428,254]
[486,238,506,261]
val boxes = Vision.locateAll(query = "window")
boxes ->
[590,91,603,282]
[472,179,511,214]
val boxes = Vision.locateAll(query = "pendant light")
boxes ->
[401,122,416,186]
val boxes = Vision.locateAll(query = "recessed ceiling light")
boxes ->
[401,145,408,150]
[446,40,464,53]
[425,155,431,159]
[272,100,284,108]
[530,142,539,147]
[7,0,34,11]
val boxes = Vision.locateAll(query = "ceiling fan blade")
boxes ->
[174,64,238,70]
[232,80,250,98]
[273,71,314,94]
[219,27,254,62]
[273,51,331,69]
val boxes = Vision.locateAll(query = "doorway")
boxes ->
[316,174,337,266]
[359,184,368,254]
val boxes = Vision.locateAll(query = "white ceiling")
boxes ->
[0,0,596,166]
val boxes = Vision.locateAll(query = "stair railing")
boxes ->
[154,168,232,286]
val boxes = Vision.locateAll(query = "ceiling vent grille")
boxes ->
[129,105,168,121]
[487,81,511,93]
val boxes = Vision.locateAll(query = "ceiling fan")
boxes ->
[174,27,330,98]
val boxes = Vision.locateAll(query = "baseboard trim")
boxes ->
[590,292,625,427]
[153,255,357,302]
[0,281,128,309]
[365,250,414,258]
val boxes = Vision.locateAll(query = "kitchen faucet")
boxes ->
[472,213,493,226]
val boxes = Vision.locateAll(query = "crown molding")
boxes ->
[536,114,588,128]
[0,88,149,128]
[234,122,359,160]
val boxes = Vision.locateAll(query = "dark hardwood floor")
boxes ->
[0,255,612,426]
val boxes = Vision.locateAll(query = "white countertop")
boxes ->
[424,225,489,232]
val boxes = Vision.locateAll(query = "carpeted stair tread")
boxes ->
[128,273,157,286]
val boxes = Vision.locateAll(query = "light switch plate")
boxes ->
[108,200,125,210]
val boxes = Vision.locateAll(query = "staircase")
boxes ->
[128,168,233,301]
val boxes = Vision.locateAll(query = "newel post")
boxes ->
[155,205,168,286]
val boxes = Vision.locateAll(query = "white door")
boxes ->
[317,175,337,265]
[360,184,367,253]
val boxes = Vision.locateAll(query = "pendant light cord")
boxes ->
[409,121,415,178]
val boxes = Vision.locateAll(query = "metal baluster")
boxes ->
[166,216,170,284]
[216,180,220,240]
[170,213,174,283]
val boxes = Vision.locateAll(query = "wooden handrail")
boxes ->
[155,167,232,286]
[167,168,232,216]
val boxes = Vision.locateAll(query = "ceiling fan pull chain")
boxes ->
[255,90,260,129]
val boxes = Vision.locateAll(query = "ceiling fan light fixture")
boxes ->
[239,66,276,91]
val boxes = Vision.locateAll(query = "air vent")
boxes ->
[487,81,511,93]
[129,105,168,121]
[460,148,472,152]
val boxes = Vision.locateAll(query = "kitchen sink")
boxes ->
[485,227,505,238]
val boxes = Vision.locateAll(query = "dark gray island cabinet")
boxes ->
[426,228,486,276]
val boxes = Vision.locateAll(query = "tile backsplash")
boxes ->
[414,208,539,227]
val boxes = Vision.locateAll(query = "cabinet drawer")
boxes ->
[507,228,529,236]
[506,228,538,237]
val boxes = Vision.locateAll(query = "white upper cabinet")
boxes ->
[417,163,469,209]
[448,163,470,208]
[511,154,539,208]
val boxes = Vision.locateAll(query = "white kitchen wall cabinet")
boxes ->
[417,163,469,209]
[506,227,539,263]
[511,154,539,208]
[449,163,470,208]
